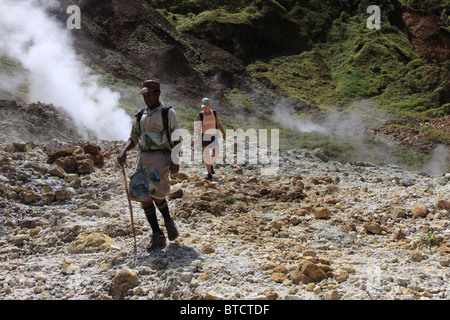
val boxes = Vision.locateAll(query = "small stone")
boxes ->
[180,271,194,283]
[298,209,309,216]
[324,290,340,300]
[372,177,382,183]
[211,203,224,216]
[436,200,450,210]
[200,244,215,254]
[191,260,203,268]
[290,216,302,225]
[77,159,95,174]
[70,178,82,189]
[64,174,79,183]
[6,220,16,228]
[268,220,283,229]
[49,165,66,178]
[324,185,339,194]
[391,206,406,219]
[412,206,428,218]
[271,273,288,283]
[198,272,213,281]
[314,208,331,219]
[20,187,39,203]
[68,232,115,253]
[61,262,80,274]
[83,143,101,155]
[41,186,55,203]
[439,258,450,267]
[411,249,425,262]
[341,265,356,274]
[113,269,138,287]
[35,274,46,282]
[169,186,183,199]
[132,287,142,295]
[294,262,328,284]
[305,283,315,292]
[262,290,278,300]
[363,222,382,234]
[44,140,75,159]
[334,268,349,283]
[273,265,289,274]
[14,234,29,246]
[302,250,317,257]
[392,229,407,241]
[199,192,213,201]
[55,189,71,201]
[41,292,51,299]
[172,172,189,181]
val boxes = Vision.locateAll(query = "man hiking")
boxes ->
[117,80,181,251]
[194,97,226,180]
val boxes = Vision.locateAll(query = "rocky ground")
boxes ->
[0,136,449,301]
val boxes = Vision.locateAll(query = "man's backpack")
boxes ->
[135,105,173,147]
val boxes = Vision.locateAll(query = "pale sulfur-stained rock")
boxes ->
[44,140,75,161]
[68,232,115,254]
[411,249,425,262]
[391,206,407,219]
[20,187,39,203]
[200,244,215,254]
[439,258,450,267]
[271,273,288,283]
[314,208,331,219]
[61,262,80,274]
[334,268,349,283]
[113,269,138,287]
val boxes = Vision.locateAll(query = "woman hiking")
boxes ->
[193,97,226,180]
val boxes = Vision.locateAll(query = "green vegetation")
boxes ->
[244,10,445,118]
[400,0,450,13]
[442,103,450,115]
[148,0,249,14]
[246,51,336,108]
[0,55,29,100]
[425,228,441,247]
[240,8,448,169]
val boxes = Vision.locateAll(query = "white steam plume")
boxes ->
[272,99,387,135]
[272,103,327,133]
[421,144,450,176]
[0,0,131,140]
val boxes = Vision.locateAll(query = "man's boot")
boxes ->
[165,219,179,241]
[147,232,166,251]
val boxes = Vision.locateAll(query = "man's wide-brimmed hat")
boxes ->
[140,80,160,95]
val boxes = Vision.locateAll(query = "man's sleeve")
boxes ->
[130,117,140,146]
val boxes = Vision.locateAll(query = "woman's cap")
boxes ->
[201,97,211,108]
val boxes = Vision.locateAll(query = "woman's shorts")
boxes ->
[202,133,218,148]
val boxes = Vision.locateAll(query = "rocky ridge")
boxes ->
[0,138,449,300]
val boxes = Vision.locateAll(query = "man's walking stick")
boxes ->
[121,164,137,252]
